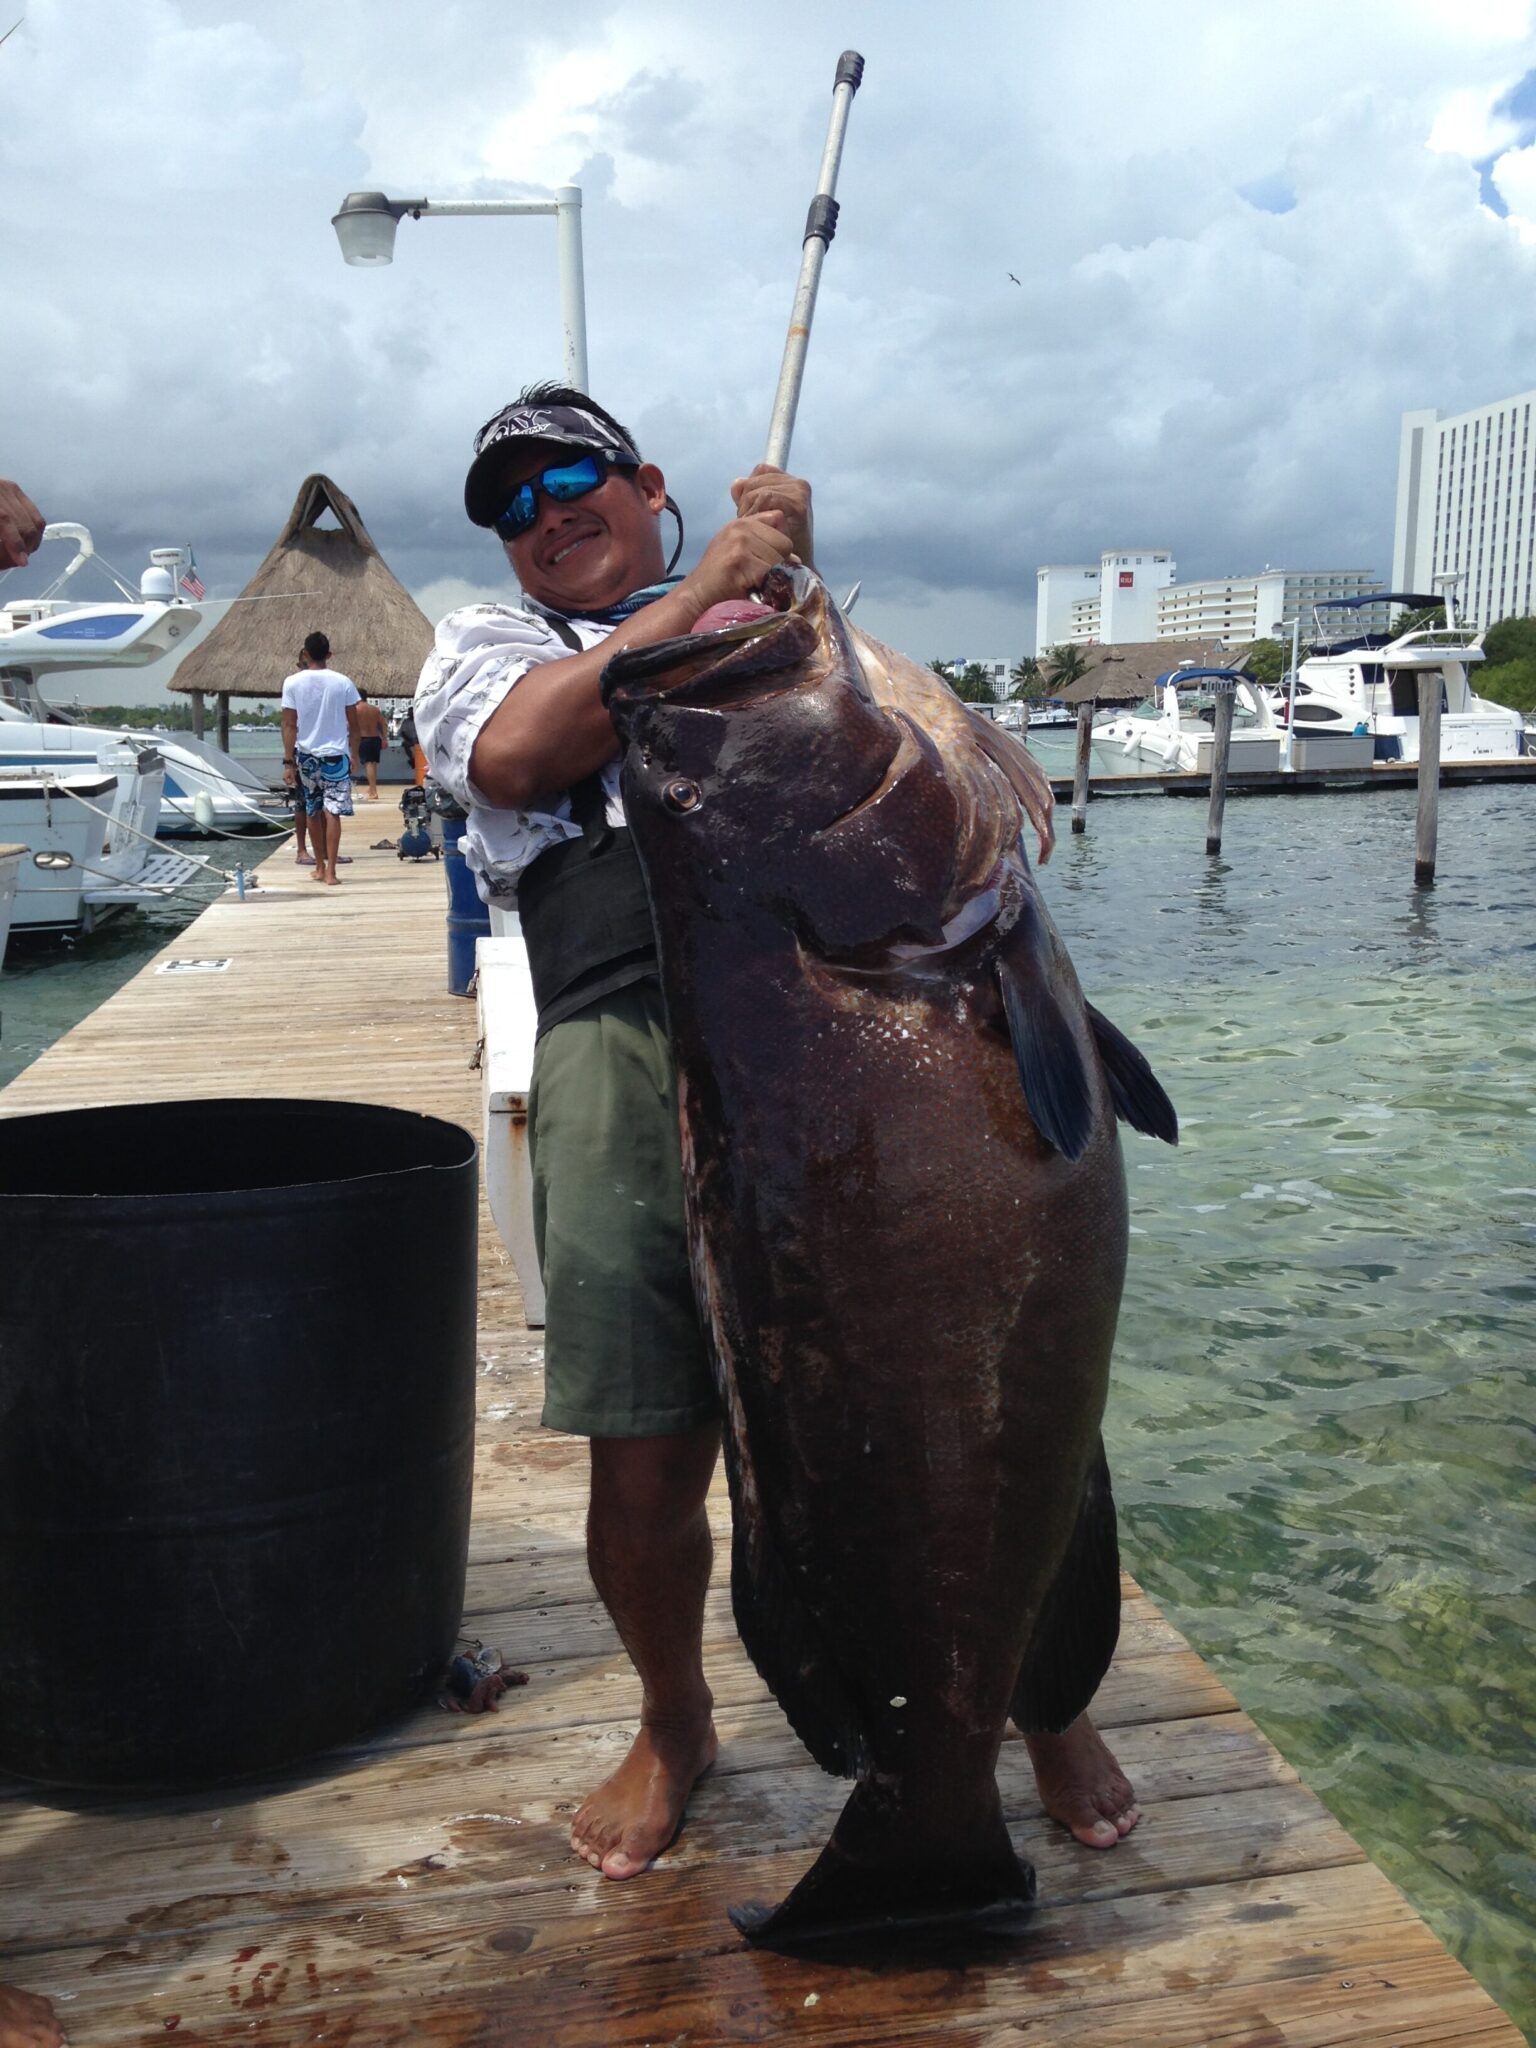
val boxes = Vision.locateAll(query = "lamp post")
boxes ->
[331,186,588,390]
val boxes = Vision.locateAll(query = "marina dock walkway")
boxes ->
[0,824,1523,2047]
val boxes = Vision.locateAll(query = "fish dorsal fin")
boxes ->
[964,710,1057,866]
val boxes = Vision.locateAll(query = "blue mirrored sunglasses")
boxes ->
[492,453,636,541]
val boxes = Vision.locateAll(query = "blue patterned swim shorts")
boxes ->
[295,748,354,819]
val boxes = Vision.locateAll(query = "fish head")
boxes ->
[602,569,940,946]
[603,567,900,829]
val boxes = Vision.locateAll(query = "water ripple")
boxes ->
[1043,784,1535,2038]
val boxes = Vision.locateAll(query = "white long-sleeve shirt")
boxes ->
[414,602,626,902]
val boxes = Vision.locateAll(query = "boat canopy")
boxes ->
[1314,592,1437,612]
[1153,666,1257,688]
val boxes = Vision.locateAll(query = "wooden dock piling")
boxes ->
[1204,678,1236,855]
[0,824,1523,2046]
[1415,672,1443,886]
[1071,700,1095,832]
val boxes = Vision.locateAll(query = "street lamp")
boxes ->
[331,185,589,390]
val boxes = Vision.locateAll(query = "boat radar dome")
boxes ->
[139,564,176,600]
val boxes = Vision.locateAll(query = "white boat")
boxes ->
[1093,666,1284,773]
[0,524,288,833]
[997,701,1076,732]
[1283,594,1526,764]
[0,842,22,969]
[0,760,202,934]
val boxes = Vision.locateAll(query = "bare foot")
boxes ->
[0,1978,66,2044]
[310,867,329,883]
[325,873,341,886]
[1024,1713,1140,1848]
[570,1712,718,1879]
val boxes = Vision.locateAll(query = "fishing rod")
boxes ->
[763,50,864,471]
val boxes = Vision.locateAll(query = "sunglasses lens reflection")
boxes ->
[494,457,605,540]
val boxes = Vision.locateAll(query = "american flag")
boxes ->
[179,550,206,601]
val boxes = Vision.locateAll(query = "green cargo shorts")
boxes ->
[528,979,719,1438]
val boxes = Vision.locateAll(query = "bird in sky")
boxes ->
[1008,273,1021,284]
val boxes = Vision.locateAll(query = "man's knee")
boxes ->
[589,1425,719,1529]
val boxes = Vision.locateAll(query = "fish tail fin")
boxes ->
[730,1783,1035,1949]
[997,944,1096,1162]
[1086,1003,1179,1145]
[1010,1440,1121,1735]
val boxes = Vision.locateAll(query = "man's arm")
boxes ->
[346,701,361,775]
[280,706,298,787]
[470,508,798,811]
[0,480,45,569]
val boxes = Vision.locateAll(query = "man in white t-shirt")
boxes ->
[280,631,361,886]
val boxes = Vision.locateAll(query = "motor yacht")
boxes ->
[0,525,287,832]
[0,842,22,968]
[997,700,1076,732]
[0,762,201,933]
[1093,666,1283,773]
[1283,594,1525,763]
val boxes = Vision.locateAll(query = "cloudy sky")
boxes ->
[4,0,1536,701]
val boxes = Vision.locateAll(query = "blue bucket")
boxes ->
[442,818,491,997]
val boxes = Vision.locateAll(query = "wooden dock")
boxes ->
[0,825,1523,2047]
[1046,755,1536,800]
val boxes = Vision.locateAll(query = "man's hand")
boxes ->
[731,466,813,567]
[0,481,45,570]
[675,512,796,621]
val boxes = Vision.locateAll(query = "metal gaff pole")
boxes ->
[763,51,865,470]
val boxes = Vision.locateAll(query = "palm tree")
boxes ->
[1042,643,1090,692]
[1009,655,1044,703]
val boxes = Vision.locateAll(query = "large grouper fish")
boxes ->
[600,568,1177,1947]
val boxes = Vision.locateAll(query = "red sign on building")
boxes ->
[1119,570,1134,588]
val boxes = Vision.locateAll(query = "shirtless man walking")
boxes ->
[353,690,388,802]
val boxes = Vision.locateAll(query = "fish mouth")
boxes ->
[602,568,827,716]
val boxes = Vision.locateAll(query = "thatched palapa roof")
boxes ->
[1055,638,1232,706]
[171,475,433,700]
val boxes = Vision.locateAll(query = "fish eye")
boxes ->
[663,778,702,814]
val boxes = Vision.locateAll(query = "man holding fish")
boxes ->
[416,385,1140,1896]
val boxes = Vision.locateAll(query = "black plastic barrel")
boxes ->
[0,1098,478,1789]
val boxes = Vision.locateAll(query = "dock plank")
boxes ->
[0,823,1521,2046]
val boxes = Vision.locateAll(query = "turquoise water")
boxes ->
[1037,782,1534,2039]
[0,837,286,1091]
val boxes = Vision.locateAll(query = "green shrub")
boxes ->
[1481,615,1536,670]
[1477,654,1536,715]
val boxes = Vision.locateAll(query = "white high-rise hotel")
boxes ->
[1393,390,1536,626]
[1036,553,1384,654]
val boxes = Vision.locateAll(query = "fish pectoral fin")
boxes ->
[1086,1003,1179,1146]
[995,915,1097,1163]
[1010,1440,1121,1736]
